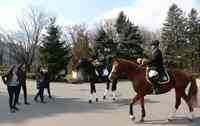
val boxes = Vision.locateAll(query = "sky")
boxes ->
[0,0,199,31]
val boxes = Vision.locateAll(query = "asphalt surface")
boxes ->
[0,79,200,126]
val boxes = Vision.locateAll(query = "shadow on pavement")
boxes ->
[135,117,200,126]
[0,93,123,124]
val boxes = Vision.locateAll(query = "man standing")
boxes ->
[17,64,30,105]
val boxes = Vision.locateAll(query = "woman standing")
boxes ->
[2,65,20,113]
[34,68,46,103]
[16,64,30,105]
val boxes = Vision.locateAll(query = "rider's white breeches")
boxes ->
[148,70,158,78]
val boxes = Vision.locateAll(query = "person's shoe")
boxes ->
[34,98,38,102]
[16,102,21,105]
[41,101,46,104]
[13,106,20,111]
[24,102,31,105]
[10,109,16,113]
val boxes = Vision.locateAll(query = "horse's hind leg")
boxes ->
[168,90,181,121]
[89,82,98,103]
[103,78,110,100]
[181,92,194,121]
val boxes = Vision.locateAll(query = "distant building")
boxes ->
[0,41,17,65]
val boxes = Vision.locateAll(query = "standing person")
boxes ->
[34,68,45,103]
[2,65,20,113]
[44,70,52,99]
[16,64,30,105]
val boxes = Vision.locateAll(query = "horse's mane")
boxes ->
[117,58,146,71]
[118,58,139,66]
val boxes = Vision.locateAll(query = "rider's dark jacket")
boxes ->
[148,47,164,71]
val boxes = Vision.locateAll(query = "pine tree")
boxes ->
[40,18,71,80]
[115,11,144,59]
[94,26,117,69]
[186,8,200,71]
[161,4,187,68]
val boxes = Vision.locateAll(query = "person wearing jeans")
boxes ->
[34,69,46,103]
[2,65,20,113]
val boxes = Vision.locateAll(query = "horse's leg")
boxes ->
[181,92,194,121]
[140,96,146,122]
[103,77,110,100]
[111,79,118,101]
[89,82,94,103]
[129,94,142,121]
[168,90,181,121]
[89,78,98,103]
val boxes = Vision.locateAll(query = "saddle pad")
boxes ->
[146,68,170,85]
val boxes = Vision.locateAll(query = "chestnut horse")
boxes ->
[109,58,199,122]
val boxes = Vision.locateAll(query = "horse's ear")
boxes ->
[113,57,120,63]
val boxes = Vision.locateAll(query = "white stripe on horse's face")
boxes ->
[109,61,119,80]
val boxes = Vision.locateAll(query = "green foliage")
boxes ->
[115,11,144,59]
[161,4,188,68]
[40,17,71,80]
[94,27,117,69]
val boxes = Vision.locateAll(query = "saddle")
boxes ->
[146,67,170,85]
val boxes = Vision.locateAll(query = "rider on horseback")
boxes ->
[148,40,164,94]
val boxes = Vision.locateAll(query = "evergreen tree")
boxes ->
[40,18,71,80]
[94,26,117,69]
[161,4,187,68]
[115,11,144,59]
[186,8,200,71]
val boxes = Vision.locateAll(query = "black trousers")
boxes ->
[45,84,52,98]
[16,84,28,103]
[7,86,18,110]
[34,87,44,102]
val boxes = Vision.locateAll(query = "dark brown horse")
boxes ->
[109,58,199,122]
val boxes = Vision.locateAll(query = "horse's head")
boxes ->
[109,58,142,81]
[109,58,122,81]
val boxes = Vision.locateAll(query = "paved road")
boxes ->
[0,79,200,126]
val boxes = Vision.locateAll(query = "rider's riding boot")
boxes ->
[154,82,159,94]
[151,78,159,94]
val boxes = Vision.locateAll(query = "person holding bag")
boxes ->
[2,65,20,113]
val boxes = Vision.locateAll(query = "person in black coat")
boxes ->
[2,65,20,113]
[16,64,30,105]
[34,69,46,103]
[147,40,164,94]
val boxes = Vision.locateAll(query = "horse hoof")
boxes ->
[96,98,99,102]
[130,115,135,121]
[103,96,106,100]
[89,100,92,104]
[188,118,193,122]
[168,118,173,122]
[140,118,144,122]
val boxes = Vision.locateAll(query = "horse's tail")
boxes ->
[188,76,199,108]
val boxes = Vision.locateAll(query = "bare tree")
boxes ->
[1,7,48,71]
[140,27,161,54]
[65,24,93,71]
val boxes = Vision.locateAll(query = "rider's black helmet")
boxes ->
[151,40,160,46]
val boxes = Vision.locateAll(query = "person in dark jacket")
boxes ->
[16,64,30,105]
[44,71,52,99]
[147,40,164,94]
[2,65,20,113]
[34,68,46,103]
